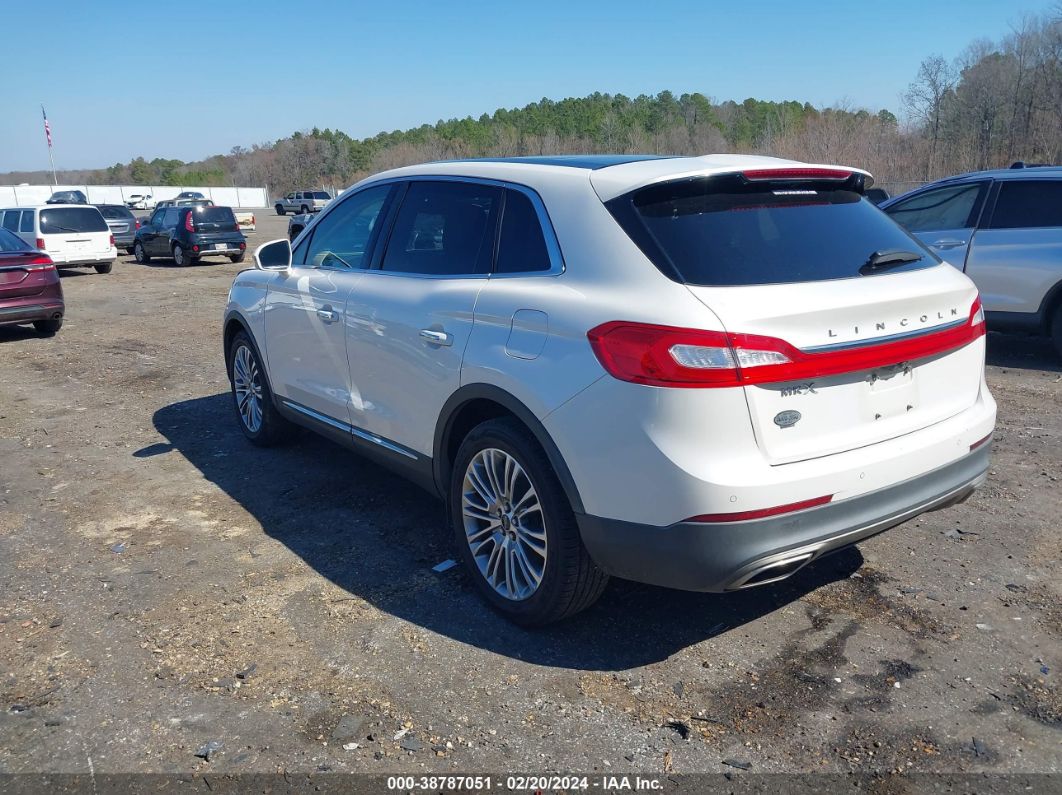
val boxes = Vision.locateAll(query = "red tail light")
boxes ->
[685,495,833,523]
[587,298,986,389]
[238,242,246,250]
[185,213,195,232]
[135,219,141,230]
[24,255,55,272]
[36,237,46,250]
[742,167,853,181]
[234,221,240,231]
[109,234,115,247]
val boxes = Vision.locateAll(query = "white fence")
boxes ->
[0,184,269,209]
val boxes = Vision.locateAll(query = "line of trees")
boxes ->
[4,10,1058,194]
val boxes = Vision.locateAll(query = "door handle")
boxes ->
[316,307,339,323]
[419,329,453,346]
[930,239,966,249]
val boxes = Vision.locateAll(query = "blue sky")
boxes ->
[2,0,1054,172]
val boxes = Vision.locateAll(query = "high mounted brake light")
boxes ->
[587,297,986,388]
[742,167,853,181]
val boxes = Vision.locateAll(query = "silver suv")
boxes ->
[224,155,994,624]
[274,191,332,216]
[882,166,1062,356]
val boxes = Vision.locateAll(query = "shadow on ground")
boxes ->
[985,331,1060,373]
[152,392,863,670]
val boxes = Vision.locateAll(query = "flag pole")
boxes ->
[42,105,57,185]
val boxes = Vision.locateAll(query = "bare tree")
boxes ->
[903,55,958,179]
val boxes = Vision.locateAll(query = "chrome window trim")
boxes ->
[282,400,419,460]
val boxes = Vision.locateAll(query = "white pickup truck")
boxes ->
[274,190,332,215]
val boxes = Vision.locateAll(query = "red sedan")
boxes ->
[0,227,64,335]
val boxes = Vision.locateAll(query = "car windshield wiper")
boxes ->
[860,248,923,274]
[48,224,83,233]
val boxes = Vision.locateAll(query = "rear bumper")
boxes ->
[0,299,64,326]
[575,444,989,592]
[51,250,116,266]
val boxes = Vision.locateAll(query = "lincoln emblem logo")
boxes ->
[828,308,960,338]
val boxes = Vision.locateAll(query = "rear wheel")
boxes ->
[94,261,113,274]
[1051,303,1062,360]
[133,241,150,263]
[450,418,608,625]
[33,318,62,336]
[275,204,285,216]
[300,205,309,214]
[172,244,187,266]
[229,251,246,263]
[228,331,292,446]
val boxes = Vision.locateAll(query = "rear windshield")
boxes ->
[607,176,938,286]
[190,207,236,225]
[39,207,108,234]
[0,227,31,252]
[310,192,331,200]
[97,205,134,220]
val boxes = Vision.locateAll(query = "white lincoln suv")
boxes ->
[223,154,996,624]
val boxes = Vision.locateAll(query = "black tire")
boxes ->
[125,247,135,255]
[133,241,150,263]
[300,205,309,215]
[275,205,286,216]
[450,417,608,625]
[228,331,293,446]
[94,261,113,274]
[1051,303,1062,360]
[229,251,246,264]
[172,244,188,266]
[33,317,63,336]
[289,225,303,242]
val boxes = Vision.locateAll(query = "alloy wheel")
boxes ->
[232,344,263,433]
[461,448,546,601]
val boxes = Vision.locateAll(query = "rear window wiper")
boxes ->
[861,248,923,274]
[46,224,83,233]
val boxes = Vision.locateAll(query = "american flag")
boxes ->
[42,106,52,148]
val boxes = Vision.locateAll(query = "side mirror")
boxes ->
[255,238,292,270]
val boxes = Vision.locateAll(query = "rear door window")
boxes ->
[39,207,108,234]
[987,181,1062,229]
[608,176,938,286]
[162,209,181,228]
[494,189,552,274]
[380,181,500,276]
[884,183,987,232]
[2,211,19,232]
[19,211,34,233]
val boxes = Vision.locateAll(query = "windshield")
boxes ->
[608,176,939,286]
[39,207,108,234]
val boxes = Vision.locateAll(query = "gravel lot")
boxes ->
[0,212,1059,778]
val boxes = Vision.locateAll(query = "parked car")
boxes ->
[223,154,996,624]
[0,204,116,273]
[156,198,214,209]
[176,191,206,200]
[133,204,246,266]
[46,189,88,205]
[881,166,1062,356]
[0,227,63,335]
[126,193,154,210]
[96,204,139,253]
[274,190,331,215]
[287,211,313,241]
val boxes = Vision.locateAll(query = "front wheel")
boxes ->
[94,261,113,274]
[228,332,293,446]
[133,241,150,263]
[450,418,608,625]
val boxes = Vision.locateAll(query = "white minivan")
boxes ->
[0,205,117,273]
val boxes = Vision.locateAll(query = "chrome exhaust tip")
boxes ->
[727,552,815,590]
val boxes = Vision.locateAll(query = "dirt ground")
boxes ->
[0,213,1059,779]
